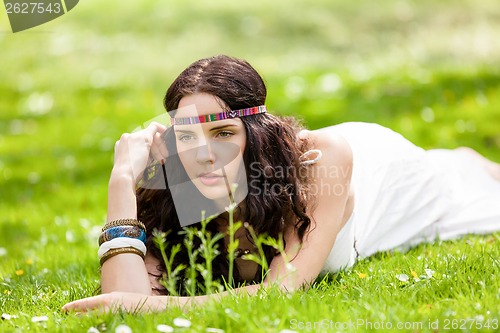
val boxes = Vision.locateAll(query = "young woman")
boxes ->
[62,55,500,313]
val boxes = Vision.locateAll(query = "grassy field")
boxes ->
[1,0,500,332]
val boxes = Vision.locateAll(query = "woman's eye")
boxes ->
[217,131,233,138]
[178,135,194,142]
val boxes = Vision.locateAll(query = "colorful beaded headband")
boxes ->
[171,105,267,125]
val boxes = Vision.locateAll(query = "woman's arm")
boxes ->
[261,132,353,290]
[99,122,168,295]
[62,131,352,313]
[100,173,151,294]
[62,283,265,313]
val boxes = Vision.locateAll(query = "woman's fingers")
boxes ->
[62,292,156,314]
[146,122,169,163]
[115,122,167,154]
[62,295,110,313]
[151,132,169,163]
[112,122,169,181]
[144,121,168,140]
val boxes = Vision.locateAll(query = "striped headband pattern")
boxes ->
[171,105,267,125]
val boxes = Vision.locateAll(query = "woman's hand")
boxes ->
[62,292,172,313]
[62,292,141,313]
[112,122,168,183]
[61,292,202,314]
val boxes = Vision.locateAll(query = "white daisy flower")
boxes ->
[396,274,409,282]
[31,315,49,323]
[173,317,192,328]
[115,324,132,333]
[206,328,224,333]
[2,313,12,320]
[156,324,174,333]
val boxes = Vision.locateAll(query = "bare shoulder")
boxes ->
[299,128,353,172]
[297,127,354,224]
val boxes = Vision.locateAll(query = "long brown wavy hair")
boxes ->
[136,55,315,295]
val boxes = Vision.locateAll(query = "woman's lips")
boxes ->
[198,173,224,186]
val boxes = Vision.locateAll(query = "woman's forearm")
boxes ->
[106,169,137,222]
[101,254,151,294]
[100,171,151,295]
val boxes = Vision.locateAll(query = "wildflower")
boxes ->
[206,328,224,333]
[31,315,49,323]
[224,202,238,212]
[223,308,241,320]
[286,263,297,272]
[357,273,367,279]
[396,274,409,282]
[115,324,132,333]
[173,318,192,328]
[410,270,420,281]
[156,324,174,333]
[15,269,24,276]
[25,259,33,265]
[2,313,12,320]
[66,230,75,242]
[425,269,434,278]
[87,327,100,333]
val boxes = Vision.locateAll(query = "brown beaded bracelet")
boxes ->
[102,218,146,232]
[99,247,145,266]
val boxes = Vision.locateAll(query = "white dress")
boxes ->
[322,122,500,273]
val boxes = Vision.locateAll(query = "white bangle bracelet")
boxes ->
[299,149,323,166]
[98,237,147,259]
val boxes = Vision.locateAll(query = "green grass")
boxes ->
[1,0,500,331]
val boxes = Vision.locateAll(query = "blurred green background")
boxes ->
[1,0,500,277]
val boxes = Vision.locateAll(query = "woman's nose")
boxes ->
[195,143,215,164]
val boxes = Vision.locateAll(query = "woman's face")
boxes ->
[174,93,247,201]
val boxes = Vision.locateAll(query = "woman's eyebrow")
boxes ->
[174,124,238,134]
[208,124,238,132]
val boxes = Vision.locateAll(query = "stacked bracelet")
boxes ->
[102,218,146,232]
[98,225,147,245]
[98,237,147,258]
[98,218,148,266]
[100,247,145,266]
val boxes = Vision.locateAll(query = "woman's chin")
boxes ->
[194,181,231,201]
